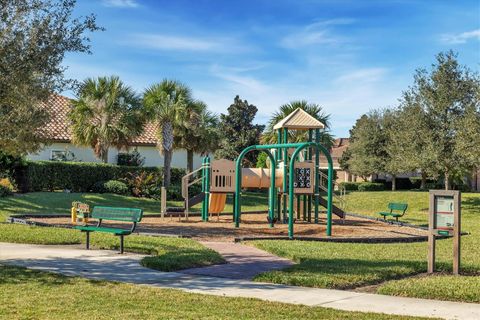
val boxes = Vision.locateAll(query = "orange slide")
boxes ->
[209,193,227,214]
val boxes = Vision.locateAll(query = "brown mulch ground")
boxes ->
[30,213,428,242]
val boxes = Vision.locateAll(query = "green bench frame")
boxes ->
[378,202,408,222]
[73,206,143,254]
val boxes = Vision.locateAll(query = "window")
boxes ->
[50,150,67,161]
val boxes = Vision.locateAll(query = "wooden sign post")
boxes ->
[428,190,461,275]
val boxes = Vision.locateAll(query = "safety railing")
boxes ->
[319,171,347,211]
[182,166,205,220]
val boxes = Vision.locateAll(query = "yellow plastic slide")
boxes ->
[209,193,227,214]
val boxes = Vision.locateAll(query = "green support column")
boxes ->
[201,157,207,220]
[314,129,320,223]
[296,194,300,219]
[204,156,211,221]
[282,128,288,223]
[288,142,333,238]
[307,130,313,222]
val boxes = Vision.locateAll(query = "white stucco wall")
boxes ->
[27,142,205,170]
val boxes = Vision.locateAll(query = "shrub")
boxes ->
[117,149,145,167]
[357,182,385,191]
[0,184,13,197]
[21,161,185,193]
[104,180,129,195]
[123,171,159,198]
[339,182,360,191]
[91,180,129,195]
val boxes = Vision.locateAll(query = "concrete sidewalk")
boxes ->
[181,241,294,279]
[1,242,479,320]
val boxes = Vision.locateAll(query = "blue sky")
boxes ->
[64,0,480,137]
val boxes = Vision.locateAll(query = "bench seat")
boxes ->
[74,206,143,253]
[378,212,403,217]
[377,202,408,222]
[73,226,132,235]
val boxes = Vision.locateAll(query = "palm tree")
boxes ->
[174,100,220,174]
[143,80,192,187]
[69,76,144,163]
[262,100,334,148]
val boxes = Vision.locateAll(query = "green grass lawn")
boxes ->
[0,265,432,320]
[0,191,269,222]
[252,191,480,302]
[0,223,223,271]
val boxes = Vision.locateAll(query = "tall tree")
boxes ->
[143,80,192,187]
[174,100,220,174]
[262,100,334,149]
[69,76,144,163]
[0,0,101,156]
[214,96,264,166]
[392,97,437,189]
[343,112,388,181]
[406,51,480,189]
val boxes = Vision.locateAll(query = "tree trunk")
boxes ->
[444,171,450,190]
[392,175,396,191]
[101,147,109,163]
[187,149,194,180]
[161,122,174,187]
[420,171,427,190]
[163,150,172,187]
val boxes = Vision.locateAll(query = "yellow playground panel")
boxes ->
[71,201,90,224]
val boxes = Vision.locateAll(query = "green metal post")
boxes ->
[296,194,300,219]
[234,146,275,228]
[307,130,313,222]
[314,129,320,223]
[204,156,211,222]
[288,142,334,238]
[201,157,206,220]
[282,128,288,223]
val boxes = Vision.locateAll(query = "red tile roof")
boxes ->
[40,94,158,146]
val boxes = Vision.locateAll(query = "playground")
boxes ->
[17,109,430,243]
[27,212,429,241]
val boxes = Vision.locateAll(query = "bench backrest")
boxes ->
[91,206,143,223]
[388,202,408,213]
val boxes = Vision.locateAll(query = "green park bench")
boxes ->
[73,206,143,254]
[378,202,408,222]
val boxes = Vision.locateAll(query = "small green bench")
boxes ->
[378,203,408,222]
[73,206,143,254]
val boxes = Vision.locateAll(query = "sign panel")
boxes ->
[294,167,311,189]
[435,196,454,229]
[293,162,314,194]
[428,190,461,275]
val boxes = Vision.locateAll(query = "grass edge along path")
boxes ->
[0,223,224,272]
[0,265,434,320]
[251,191,480,303]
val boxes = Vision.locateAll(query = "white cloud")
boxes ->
[102,0,139,8]
[280,19,353,48]
[126,33,247,53]
[440,29,480,44]
[334,68,388,84]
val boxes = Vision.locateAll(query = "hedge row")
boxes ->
[18,161,185,193]
[339,181,385,191]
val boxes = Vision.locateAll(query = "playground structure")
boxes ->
[172,108,347,238]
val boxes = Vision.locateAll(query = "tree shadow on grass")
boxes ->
[261,257,456,289]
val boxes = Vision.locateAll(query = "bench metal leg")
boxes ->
[85,231,90,250]
[119,235,124,254]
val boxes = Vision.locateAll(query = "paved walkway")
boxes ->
[180,241,294,279]
[1,242,479,320]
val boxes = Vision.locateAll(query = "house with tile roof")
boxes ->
[27,94,204,169]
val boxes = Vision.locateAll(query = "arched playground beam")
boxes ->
[289,142,333,238]
[234,147,276,227]
[233,142,334,238]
